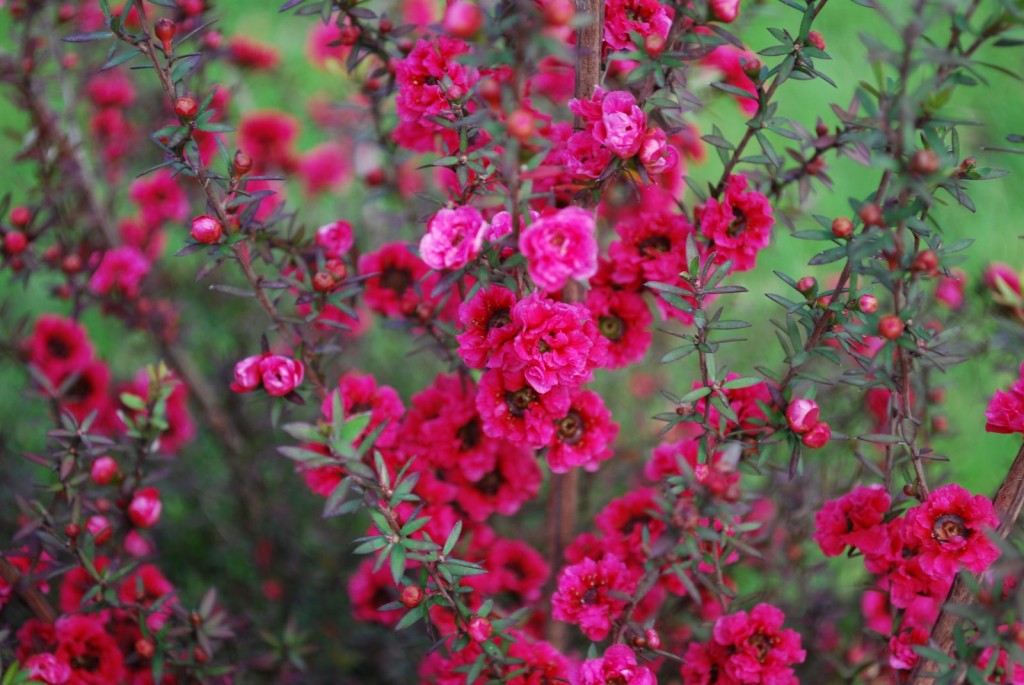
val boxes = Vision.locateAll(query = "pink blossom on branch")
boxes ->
[518,206,598,292]
[419,205,488,271]
[551,553,637,641]
[579,645,656,685]
[985,361,1024,434]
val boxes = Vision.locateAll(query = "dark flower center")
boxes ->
[46,336,71,359]
[475,470,503,496]
[72,654,101,672]
[932,514,968,543]
[582,586,600,605]
[639,235,670,257]
[727,205,748,236]
[749,632,773,661]
[487,309,511,329]
[507,387,538,417]
[456,418,481,450]
[557,411,585,445]
[599,315,625,341]
[64,375,95,404]
[380,267,412,294]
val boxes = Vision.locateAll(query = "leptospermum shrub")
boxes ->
[3,0,1024,683]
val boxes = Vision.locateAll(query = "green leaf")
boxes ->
[858,433,904,445]
[395,604,424,631]
[63,31,113,42]
[679,387,712,403]
[389,545,407,584]
[808,245,847,265]
[322,478,353,518]
[443,521,462,557]
[661,345,696,363]
[722,377,763,390]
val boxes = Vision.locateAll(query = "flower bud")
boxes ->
[259,355,305,397]
[230,355,264,393]
[64,523,80,539]
[4,231,27,255]
[910,149,940,176]
[831,216,853,238]
[128,487,163,528]
[468,616,492,642]
[796,276,817,296]
[379,17,393,33]
[506,108,535,141]
[801,420,831,448]
[10,206,30,227]
[135,639,155,659]
[644,33,666,56]
[91,456,118,485]
[324,258,347,281]
[173,95,198,120]
[878,314,904,340]
[194,646,209,664]
[61,253,82,274]
[786,398,820,435]
[445,84,465,101]
[233,150,253,177]
[807,30,826,50]
[543,0,574,26]
[86,515,112,545]
[644,628,661,650]
[911,249,939,276]
[443,1,483,38]
[858,294,879,314]
[313,271,336,292]
[859,202,883,228]
[154,17,176,54]
[400,585,424,608]
[190,215,223,244]
[337,25,360,46]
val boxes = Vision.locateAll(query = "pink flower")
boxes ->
[935,268,966,309]
[238,110,300,172]
[986,361,1024,434]
[128,487,162,528]
[456,285,521,369]
[646,438,740,500]
[23,315,94,384]
[593,90,647,158]
[519,207,598,292]
[552,553,638,641]
[85,69,136,108]
[888,625,929,671]
[54,615,125,685]
[420,205,488,271]
[315,220,354,259]
[87,246,151,298]
[702,45,759,115]
[231,355,264,392]
[403,374,495,479]
[547,389,618,473]
[228,35,280,70]
[511,292,608,394]
[566,131,613,179]
[901,483,1001,580]
[603,0,672,52]
[128,170,188,227]
[813,484,891,557]
[985,262,1022,297]
[785,398,819,434]
[580,645,656,685]
[450,440,541,521]
[607,196,694,290]
[476,368,571,447]
[260,355,305,397]
[322,372,404,449]
[348,559,404,627]
[698,174,775,273]
[801,421,831,448]
[638,126,679,176]
[710,0,741,22]
[297,142,353,196]
[306,16,351,69]
[25,653,71,684]
[117,564,176,630]
[357,242,430,318]
[585,285,653,369]
[681,603,806,685]
[507,636,572,684]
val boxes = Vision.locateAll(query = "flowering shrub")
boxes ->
[2,0,1024,684]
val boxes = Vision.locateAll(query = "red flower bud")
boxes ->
[807,30,826,51]
[155,17,176,54]
[468,616,492,642]
[61,253,82,274]
[543,0,574,26]
[786,398,820,434]
[337,25,360,46]
[445,84,466,102]
[443,1,483,38]
[313,271,336,292]
[136,639,155,659]
[64,523,80,539]
[858,294,879,314]
[910,149,940,176]
[190,215,223,244]
[87,515,112,545]
[878,314,905,340]
[644,33,666,57]
[644,628,662,650]
[859,202,883,228]
[4,231,27,256]
[10,205,30,227]
[233,150,253,177]
[173,95,198,120]
[801,420,831,448]
[194,646,209,664]
[91,456,118,485]
[324,258,347,281]
[128,487,163,528]
[796,276,817,296]
[506,108,535,141]
[911,249,939,276]
[400,585,424,608]
[831,216,853,238]
[379,17,393,33]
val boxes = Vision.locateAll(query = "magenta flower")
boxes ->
[456,285,521,370]
[901,483,1000,580]
[603,0,672,52]
[315,219,354,259]
[698,174,775,273]
[580,645,656,685]
[638,126,679,176]
[593,90,647,158]
[547,389,618,473]
[585,285,653,369]
[322,372,404,449]
[519,206,598,292]
[87,246,151,298]
[681,603,806,685]
[476,368,571,447]
[128,170,188,227]
[23,314,95,384]
[985,361,1024,434]
[127,487,162,528]
[511,292,608,394]
[259,355,304,397]
[813,484,891,557]
[551,553,638,641]
[566,131,613,179]
[419,205,488,271]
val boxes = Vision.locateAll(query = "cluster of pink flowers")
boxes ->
[985,360,1024,434]
[815,483,1001,670]
[697,174,776,273]
[567,88,678,179]
[231,352,305,397]
[681,603,806,685]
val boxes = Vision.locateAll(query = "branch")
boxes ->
[0,556,57,625]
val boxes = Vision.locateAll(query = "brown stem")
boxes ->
[910,441,1024,683]
[0,556,57,625]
